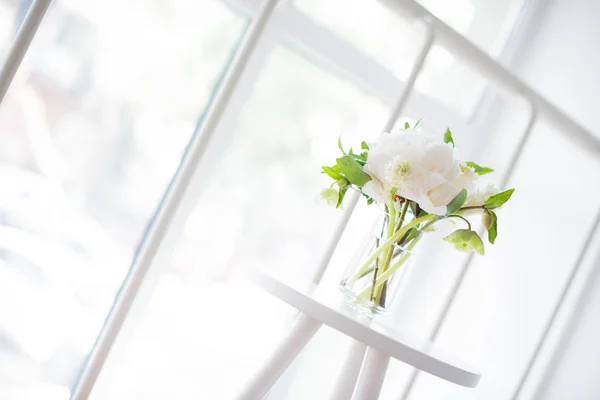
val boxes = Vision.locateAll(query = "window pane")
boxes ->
[91,44,390,400]
[0,0,26,58]
[400,120,600,400]
[0,0,245,398]
[293,0,525,119]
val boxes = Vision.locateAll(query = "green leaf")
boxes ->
[455,208,485,217]
[487,210,498,244]
[464,161,494,175]
[446,189,467,215]
[409,201,418,217]
[414,119,422,128]
[322,166,343,180]
[336,155,372,186]
[338,137,346,155]
[409,201,427,218]
[404,122,410,129]
[422,224,437,232]
[398,228,418,245]
[348,149,367,166]
[470,233,485,255]
[443,128,455,147]
[484,188,515,209]
[336,185,348,208]
[361,141,369,150]
[349,148,365,158]
[337,178,349,188]
[443,229,485,255]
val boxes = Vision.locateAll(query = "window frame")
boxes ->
[52,0,600,399]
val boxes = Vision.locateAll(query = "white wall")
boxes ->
[516,0,600,399]
[518,0,600,133]
[536,247,600,400]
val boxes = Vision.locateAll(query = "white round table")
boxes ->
[236,269,481,400]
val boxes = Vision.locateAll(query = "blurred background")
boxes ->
[0,0,599,399]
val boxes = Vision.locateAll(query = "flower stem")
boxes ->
[349,213,437,286]
[358,232,422,298]
[397,200,410,234]
[448,214,472,230]
[370,209,394,301]
[373,237,395,304]
[373,199,410,305]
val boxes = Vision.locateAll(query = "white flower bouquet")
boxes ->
[320,122,514,314]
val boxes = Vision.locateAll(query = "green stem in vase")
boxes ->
[373,199,410,305]
[348,213,438,287]
[358,231,422,298]
[370,207,394,301]
[373,236,396,304]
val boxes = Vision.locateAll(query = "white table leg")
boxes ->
[352,347,390,400]
[329,339,367,400]
[235,313,322,400]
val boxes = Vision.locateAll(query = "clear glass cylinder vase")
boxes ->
[340,224,422,317]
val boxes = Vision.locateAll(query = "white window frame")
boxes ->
[75,1,600,399]
[3,0,600,399]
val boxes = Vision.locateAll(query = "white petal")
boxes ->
[419,169,447,191]
[465,182,498,206]
[422,143,455,172]
[362,180,385,203]
[456,171,477,191]
[428,183,462,208]
[414,194,447,216]
[363,155,390,183]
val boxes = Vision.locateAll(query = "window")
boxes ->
[0,0,245,397]
[2,0,596,400]
[293,0,526,118]
[89,42,390,400]
[83,1,555,400]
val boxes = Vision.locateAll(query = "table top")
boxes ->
[249,269,481,388]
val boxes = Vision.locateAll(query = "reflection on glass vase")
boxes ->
[340,213,423,317]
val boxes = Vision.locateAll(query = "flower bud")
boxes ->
[319,188,339,208]
[443,229,485,255]
[337,178,349,188]
[481,212,493,230]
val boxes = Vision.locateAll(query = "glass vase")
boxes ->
[339,221,422,317]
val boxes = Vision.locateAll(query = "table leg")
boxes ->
[235,313,322,400]
[351,347,390,400]
[329,339,367,400]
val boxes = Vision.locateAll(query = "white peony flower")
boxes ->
[319,188,339,208]
[361,129,476,215]
[459,163,477,181]
[464,182,499,207]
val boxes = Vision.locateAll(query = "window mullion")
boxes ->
[71,1,283,398]
[277,6,467,131]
